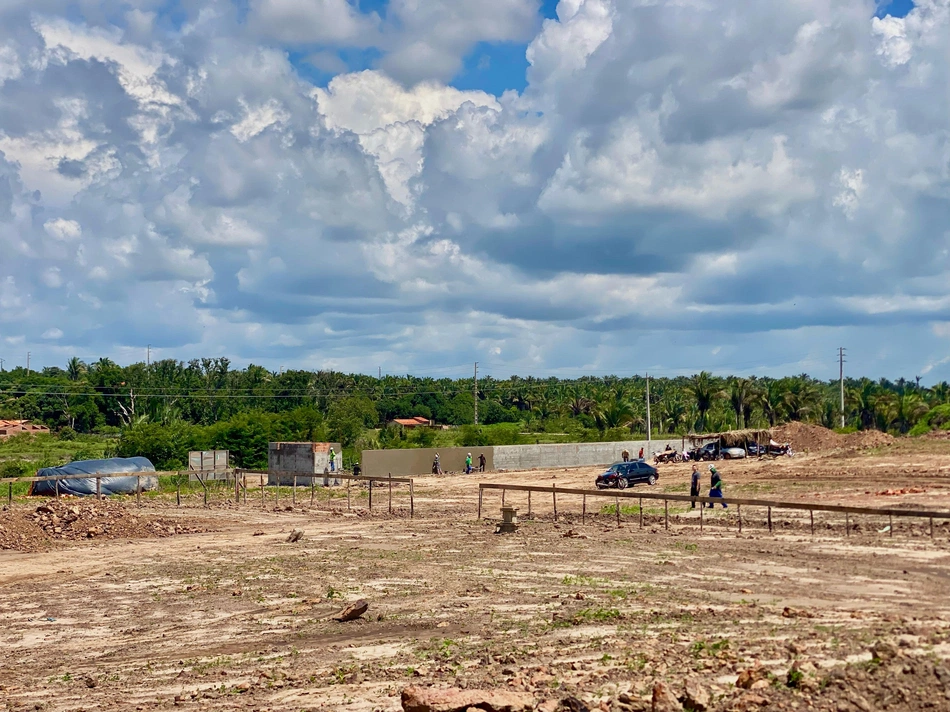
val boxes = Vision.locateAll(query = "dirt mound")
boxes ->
[0,498,211,552]
[921,429,950,440]
[770,422,894,452]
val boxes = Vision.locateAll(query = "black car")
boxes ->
[595,461,659,490]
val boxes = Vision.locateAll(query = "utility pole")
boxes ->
[26,351,30,375]
[147,345,151,370]
[473,362,479,426]
[645,373,651,449]
[838,347,846,429]
[0,358,4,372]
[378,366,381,379]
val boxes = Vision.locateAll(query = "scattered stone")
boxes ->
[83,675,97,689]
[651,681,682,712]
[332,599,369,622]
[401,685,534,712]
[871,641,899,661]
[286,529,304,543]
[252,530,265,536]
[560,697,591,712]
[537,701,558,712]
[736,666,766,690]
[681,679,709,711]
[781,606,814,619]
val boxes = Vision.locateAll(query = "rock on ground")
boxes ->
[401,686,535,712]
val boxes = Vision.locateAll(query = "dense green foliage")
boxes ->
[2,358,949,471]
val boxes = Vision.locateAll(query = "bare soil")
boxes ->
[1,440,949,712]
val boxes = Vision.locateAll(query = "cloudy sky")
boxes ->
[0,0,948,382]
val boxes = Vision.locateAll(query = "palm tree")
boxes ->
[687,372,717,432]
[728,378,752,428]
[758,380,785,426]
[847,378,878,430]
[592,388,636,430]
[660,396,688,434]
[66,357,87,382]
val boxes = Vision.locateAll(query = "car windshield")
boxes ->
[606,465,622,473]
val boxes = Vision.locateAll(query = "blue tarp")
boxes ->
[31,457,158,497]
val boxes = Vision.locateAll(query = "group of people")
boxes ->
[690,463,727,508]
[432,452,486,475]
[620,447,645,462]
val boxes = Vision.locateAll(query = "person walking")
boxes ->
[328,447,336,473]
[690,464,701,509]
[707,465,727,508]
[433,453,443,475]
[465,453,473,474]
[621,449,630,462]
[478,453,486,472]
[638,447,644,460]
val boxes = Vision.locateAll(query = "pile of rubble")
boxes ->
[0,498,209,551]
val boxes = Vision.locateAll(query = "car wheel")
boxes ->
[647,474,657,486]
[616,477,628,490]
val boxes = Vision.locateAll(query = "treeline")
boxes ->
[1,357,949,469]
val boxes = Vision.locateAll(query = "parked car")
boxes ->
[697,442,721,460]
[595,461,659,490]
[721,447,747,459]
[746,442,767,456]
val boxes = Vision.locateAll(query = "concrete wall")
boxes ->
[363,446,493,478]
[492,439,680,471]
[267,442,342,485]
[362,439,683,478]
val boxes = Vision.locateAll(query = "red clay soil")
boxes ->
[771,422,894,452]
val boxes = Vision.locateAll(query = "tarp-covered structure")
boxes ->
[31,457,158,497]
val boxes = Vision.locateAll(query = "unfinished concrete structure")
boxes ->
[268,442,343,485]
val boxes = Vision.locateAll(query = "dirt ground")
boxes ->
[2,439,950,712]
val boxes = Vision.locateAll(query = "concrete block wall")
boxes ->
[363,446,492,479]
[492,439,681,471]
[362,439,685,478]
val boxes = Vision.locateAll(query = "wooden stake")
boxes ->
[930,517,934,539]
[176,479,181,507]
[845,513,849,537]
[292,475,297,506]
[810,510,814,535]
[55,477,60,499]
[616,496,620,526]
[388,473,393,514]
[347,479,351,510]
[8,482,12,506]
[582,494,586,524]
[889,514,893,538]
[527,490,532,518]
[639,497,643,528]
[700,503,704,532]
[738,504,742,533]
[368,480,373,511]
[478,488,483,519]
[664,500,668,530]
[409,480,414,519]
[552,484,557,522]
[767,506,772,533]
[261,474,265,509]
[96,476,102,501]
[136,475,141,506]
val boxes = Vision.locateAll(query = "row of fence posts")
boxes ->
[6,469,413,518]
[481,483,940,539]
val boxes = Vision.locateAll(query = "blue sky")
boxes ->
[3,0,950,382]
